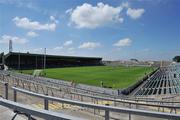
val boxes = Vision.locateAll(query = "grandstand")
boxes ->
[134,63,180,96]
[0,52,102,69]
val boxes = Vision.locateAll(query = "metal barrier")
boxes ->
[2,71,180,113]
[0,70,117,96]
[1,74,180,114]
[71,91,180,104]
[0,98,83,120]
[1,70,180,119]
[70,91,180,113]
[1,80,179,113]
[1,71,179,104]
[12,86,180,120]
[0,82,84,120]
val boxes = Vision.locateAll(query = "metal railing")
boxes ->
[0,98,83,120]
[69,91,180,113]
[1,77,180,117]
[1,71,179,104]
[1,71,180,120]
[1,70,117,96]
[1,79,179,111]
[12,86,180,120]
[0,82,84,120]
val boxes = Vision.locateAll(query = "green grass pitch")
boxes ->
[19,66,154,89]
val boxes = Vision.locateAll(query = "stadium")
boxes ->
[0,50,180,120]
[0,43,180,120]
[0,1,180,120]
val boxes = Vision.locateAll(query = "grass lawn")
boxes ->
[18,66,154,89]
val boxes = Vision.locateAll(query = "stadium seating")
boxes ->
[135,64,180,96]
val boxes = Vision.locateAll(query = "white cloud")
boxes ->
[53,46,63,50]
[69,2,124,29]
[13,17,56,31]
[79,42,100,49]
[50,16,59,23]
[0,35,28,44]
[63,40,73,46]
[127,8,145,19]
[50,16,55,21]
[114,38,132,47]
[27,31,38,37]
[65,8,73,14]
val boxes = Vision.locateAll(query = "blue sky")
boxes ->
[0,0,179,61]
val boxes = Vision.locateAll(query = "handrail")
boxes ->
[1,73,180,104]
[0,98,83,120]
[70,91,180,108]
[0,71,116,96]
[12,87,180,119]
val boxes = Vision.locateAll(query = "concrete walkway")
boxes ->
[0,106,25,120]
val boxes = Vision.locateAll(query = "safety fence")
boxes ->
[1,79,180,119]
[11,86,180,120]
